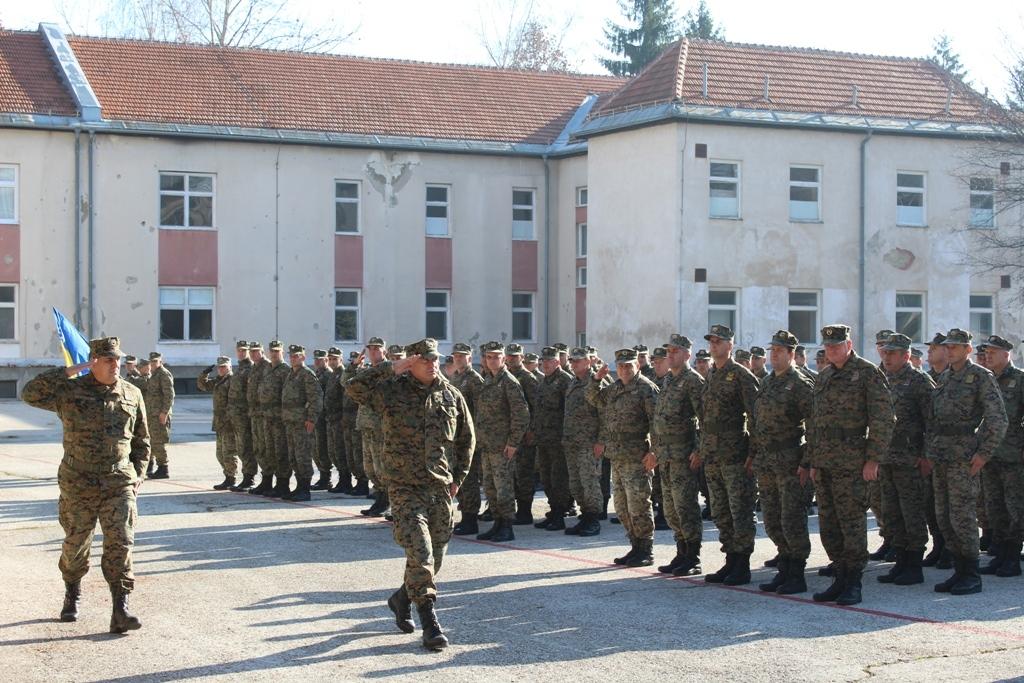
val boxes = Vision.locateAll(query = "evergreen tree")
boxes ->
[681,0,725,40]
[929,33,969,83]
[600,0,680,77]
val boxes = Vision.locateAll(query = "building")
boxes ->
[0,25,1018,393]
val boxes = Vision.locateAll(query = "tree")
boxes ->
[477,0,574,72]
[600,0,680,78]
[681,0,724,40]
[1008,50,1024,111]
[930,33,969,83]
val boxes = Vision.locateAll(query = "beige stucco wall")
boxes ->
[551,153,587,346]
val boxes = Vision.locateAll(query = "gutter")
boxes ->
[73,129,81,328]
[858,130,873,355]
[87,130,96,336]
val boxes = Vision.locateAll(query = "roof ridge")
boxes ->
[684,36,929,65]
[674,39,688,101]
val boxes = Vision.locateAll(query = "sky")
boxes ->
[2,0,1023,99]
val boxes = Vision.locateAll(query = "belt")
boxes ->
[819,426,867,440]
[891,430,925,449]
[703,420,745,432]
[63,455,131,474]
[932,424,977,437]
[764,435,803,451]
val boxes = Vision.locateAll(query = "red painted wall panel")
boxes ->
[425,237,452,289]
[0,225,19,282]
[575,286,586,333]
[158,229,217,286]
[511,240,538,291]
[334,234,363,288]
[575,206,587,224]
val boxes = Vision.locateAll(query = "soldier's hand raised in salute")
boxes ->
[594,361,610,381]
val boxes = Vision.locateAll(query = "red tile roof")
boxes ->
[65,36,625,144]
[0,30,78,116]
[593,38,991,123]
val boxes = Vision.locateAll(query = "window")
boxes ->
[896,172,926,226]
[512,292,534,341]
[335,181,360,233]
[708,289,738,334]
[576,186,588,207]
[0,165,17,223]
[789,166,821,221]
[969,177,995,228]
[709,162,740,218]
[425,290,450,341]
[159,287,214,341]
[576,332,587,347]
[970,294,994,339]
[577,266,587,288]
[895,293,925,342]
[787,291,819,345]
[425,185,450,236]
[576,222,587,258]
[0,285,15,340]
[512,189,535,240]
[159,173,214,228]
[334,289,361,342]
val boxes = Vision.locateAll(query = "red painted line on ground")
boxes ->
[5,450,1024,644]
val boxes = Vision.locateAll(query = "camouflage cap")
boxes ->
[405,338,440,360]
[554,343,569,353]
[942,328,973,346]
[137,358,151,367]
[540,346,558,360]
[749,346,766,358]
[387,344,405,356]
[216,355,231,366]
[614,348,638,364]
[443,355,454,364]
[585,346,596,355]
[821,324,851,345]
[875,329,896,344]
[313,349,327,359]
[366,336,386,348]
[288,344,305,355]
[795,345,807,354]
[816,349,826,359]
[695,349,711,360]
[651,346,668,359]
[986,334,1013,351]
[569,346,589,360]
[666,334,692,349]
[976,344,989,354]
[148,351,162,360]
[505,343,524,356]
[769,330,799,349]
[327,346,343,357]
[704,324,734,341]
[480,341,504,354]
[452,342,473,355]
[249,341,263,351]
[348,351,361,361]
[911,347,924,358]
[90,337,124,358]
[734,348,752,362]
[123,355,137,363]
[235,340,249,349]
[633,344,650,354]
[928,332,947,346]
[269,340,284,351]
[882,333,913,351]
[524,352,539,362]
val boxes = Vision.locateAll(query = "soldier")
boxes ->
[814,349,827,372]
[927,332,949,381]
[748,330,814,594]
[649,346,672,531]
[795,345,817,380]
[21,337,148,633]
[588,348,660,565]
[198,356,239,490]
[910,347,925,371]
[691,324,760,585]
[443,355,456,380]
[450,342,485,535]
[749,346,769,381]
[554,342,570,373]
[342,351,370,498]
[652,334,705,576]
[387,343,406,361]
[975,335,1024,578]
[505,343,541,526]
[280,345,323,501]
[922,332,951,567]
[346,338,475,651]
[227,340,256,492]
[324,347,354,494]
[694,349,712,379]
[144,352,175,479]
[973,343,994,555]
[875,333,935,587]
[633,344,657,383]
[523,352,541,380]
[733,348,752,370]
[563,347,606,537]
[533,347,573,530]
[128,358,150,392]
[867,329,898,561]
[473,341,530,542]
[258,341,292,498]
[650,346,671,383]
[809,324,894,606]
[346,337,389,516]
[311,349,334,490]
[122,355,139,379]
[246,342,276,495]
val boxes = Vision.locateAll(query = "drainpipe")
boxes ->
[73,129,81,328]
[87,130,96,337]
[543,153,551,345]
[858,129,873,356]
[274,146,281,337]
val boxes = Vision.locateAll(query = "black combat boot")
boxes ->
[758,556,787,592]
[231,474,255,492]
[147,459,156,477]
[329,477,354,494]
[476,519,501,541]
[350,479,369,498]
[813,566,847,602]
[935,547,954,569]
[109,586,141,634]
[544,509,566,531]
[60,581,80,622]
[361,491,385,516]
[659,541,687,574]
[479,506,494,522]
[654,507,670,531]
[453,514,479,536]
[270,478,291,499]
[704,553,736,583]
[289,479,312,502]
[673,541,702,577]
[776,559,808,595]
[614,540,639,565]
[877,549,906,583]
[387,586,415,634]
[723,553,752,586]
[250,474,274,495]
[979,542,1005,575]
[763,554,780,568]
[980,528,992,553]
[818,561,835,576]
[514,499,534,525]
[564,517,584,535]
[922,532,945,566]
[490,519,515,543]
[836,568,863,605]
[997,541,1023,577]
[578,513,601,537]
[534,510,554,529]
[894,549,924,585]
[950,557,983,595]
[150,464,169,480]
[934,556,962,593]
[417,600,448,651]
[868,540,890,561]
[213,477,235,491]
[599,496,610,521]
[311,471,332,490]
[626,539,655,567]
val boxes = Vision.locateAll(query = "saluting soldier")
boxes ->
[198,356,239,490]
[346,337,389,517]
[227,340,257,491]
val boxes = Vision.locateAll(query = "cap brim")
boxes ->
[881,344,909,351]
[768,342,795,349]
[420,351,440,360]
[821,339,847,346]
[704,334,727,341]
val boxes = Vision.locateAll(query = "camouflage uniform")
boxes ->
[197,363,238,479]
[323,357,352,487]
[534,364,573,515]
[474,364,530,524]
[247,355,273,478]
[341,356,366,486]
[143,360,174,466]
[983,358,1024,557]
[563,367,606,518]
[452,363,485,519]
[280,354,324,487]
[259,356,291,485]
[228,354,256,479]
[313,362,334,479]
[347,359,386,493]
[507,362,540,511]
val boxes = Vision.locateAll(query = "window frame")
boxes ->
[787,290,820,345]
[969,293,995,339]
[788,165,822,222]
[969,177,995,229]
[896,171,927,227]
[576,265,587,288]
[158,172,215,230]
[709,160,741,219]
[425,289,451,341]
[707,288,739,338]
[576,222,587,258]
[0,164,18,224]
[334,288,362,343]
[334,180,361,234]
[512,291,535,342]
[895,291,926,343]
[158,286,216,342]
[0,284,16,341]
[576,331,587,347]
[425,184,451,237]
[576,186,588,207]
[512,188,536,241]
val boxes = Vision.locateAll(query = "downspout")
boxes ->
[543,153,550,345]
[87,130,96,337]
[73,129,81,328]
[274,145,281,337]
[858,129,873,356]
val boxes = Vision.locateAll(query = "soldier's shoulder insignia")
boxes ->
[851,371,859,382]
[726,372,735,381]
[1009,380,1017,388]
[785,383,793,391]
[966,375,976,384]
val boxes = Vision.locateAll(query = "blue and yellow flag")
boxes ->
[52,307,90,375]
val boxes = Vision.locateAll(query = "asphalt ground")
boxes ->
[2,397,1024,682]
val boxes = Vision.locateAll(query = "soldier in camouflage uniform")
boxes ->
[122,355,138,379]
[978,335,1024,578]
[563,347,606,537]
[876,333,935,587]
[652,334,705,576]
[198,356,238,490]
[225,340,256,491]
[554,343,570,373]
[922,332,951,567]
[694,349,712,379]
[749,346,769,382]
[533,347,573,530]
[342,350,369,498]
[450,342,485,534]
[523,352,542,381]
[867,329,897,561]
[346,338,475,651]
[259,341,292,498]
[733,348,752,370]
[279,345,323,501]
[649,346,673,531]
[809,324,894,606]
[473,341,530,542]
[504,343,540,525]
[794,345,818,380]
[22,337,148,634]
[311,349,334,490]
[635,344,657,383]
[346,337,389,516]
[587,348,660,566]
[324,347,354,494]
[128,358,150,392]
[749,331,814,594]
[246,342,276,495]
[144,352,175,479]
[693,325,760,585]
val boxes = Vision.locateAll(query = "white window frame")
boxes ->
[789,165,822,222]
[576,186,588,207]
[425,184,450,237]
[787,290,820,345]
[158,286,215,342]
[335,180,361,234]
[576,331,587,347]
[158,172,215,230]
[334,288,361,342]
[896,171,926,227]
[969,177,995,229]
[708,288,739,338]
[0,284,16,341]
[576,265,587,288]
[969,293,995,339]
[895,292,926,343]
[425,289,451,341]
[512,291,535,342]
[0,164,18,224]
[576,222,587,258]
[512,188,536,241]
[709,161,741,219]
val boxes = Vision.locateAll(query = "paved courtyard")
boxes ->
[2,397,1023,682]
